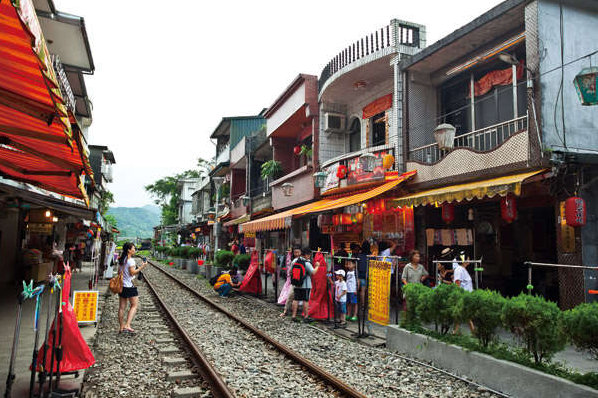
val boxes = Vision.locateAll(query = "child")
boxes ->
[334,270,347,326]
[345,261,358,321]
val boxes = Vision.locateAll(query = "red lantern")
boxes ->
[293,146,302,155]
[332,214,340,226]
[355,213,364,223]
[336,165,348,179]
[565,197,586,227]
[441,203,455,224]
[374,198,386,215]
[500,196,517,223]
[341,213,352,225]
[228,226,234,233]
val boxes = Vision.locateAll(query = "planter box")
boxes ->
[386,326,597,398]
[174,258,183,269]
[187,260,198,274]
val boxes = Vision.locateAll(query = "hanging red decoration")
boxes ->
[355,213,364,223]
[332,214,340,226]
[565,197,586,227]
[293,146,302,155]
[500,196,517,223]
[341,213,353,225]
[336,164,348,179]
[441,203,455,223]
[374,198,386,215]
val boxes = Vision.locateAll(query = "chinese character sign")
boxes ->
[73,291,98,323]
[368,260,392,325]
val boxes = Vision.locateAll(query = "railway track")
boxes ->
[143,261,368,398]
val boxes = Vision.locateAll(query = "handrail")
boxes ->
[523,261,598,294]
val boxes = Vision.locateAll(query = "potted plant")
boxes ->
[261,160,282,183]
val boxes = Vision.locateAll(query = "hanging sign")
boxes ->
[560,202,575,253]
[322,162,340,193]
[347,150,391,186]
[73,290,99,323]
[28,223,53,234]
[362,93,392,119]
[367,260,392,325]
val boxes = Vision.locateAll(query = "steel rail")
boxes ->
[143,267,235,398]
[148,260,369,398]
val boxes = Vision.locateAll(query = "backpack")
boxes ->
[210,272,223,286]
[290,258,307,287]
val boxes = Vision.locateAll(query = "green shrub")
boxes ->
[188,247,201,258]
[417,283,467,335]
[458,289,507,347]
[179,246,190,259]
[502,293,566,364]
[215,250,235,269]
[559,302,598,359]
[233,254,251,271]
[402,283,429,327]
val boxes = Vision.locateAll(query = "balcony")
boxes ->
[319,20,423,95]
[406,115,530,185]
[230,196,247,218]
[251,189,272,214]
[215,144,230,166]
[51,55,76,114]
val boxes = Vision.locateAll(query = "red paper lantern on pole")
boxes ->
[441,203,455,224]
[336,165,348,179]
[293,146,302,155]
[565,197,586,227]
[501,196,517,223]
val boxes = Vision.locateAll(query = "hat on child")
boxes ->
[334,269,345,277]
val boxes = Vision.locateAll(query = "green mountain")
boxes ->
[107,206,161,238]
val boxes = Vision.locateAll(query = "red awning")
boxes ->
[0,0,92,201]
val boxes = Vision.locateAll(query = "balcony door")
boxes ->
[370,112,386,147]
[348,118,361,152]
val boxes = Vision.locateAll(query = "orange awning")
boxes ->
[0,0,91,201]
[240,170,415,233]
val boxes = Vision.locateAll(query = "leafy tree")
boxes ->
[100,190,114,216]
[145,157,211,225]
[104,214,118,227]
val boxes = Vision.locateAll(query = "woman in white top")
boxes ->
[117,242,148,334]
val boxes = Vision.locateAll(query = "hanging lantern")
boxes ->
[313,171,327,188]
[382,154,395,170]
[355,213,364,223]
[281,182,294,196]
[501,196,517,223]
[441,203,455,224]
[433,123,456,151]
[332,214,340,226]
[374,198,386,215]
[341,213,353,225]
[336,165,348,179]
[573,67,598,106]
[565,197,587,227]
[359,152,377,172]
[293,146,302,155]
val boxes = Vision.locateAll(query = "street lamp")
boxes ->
[573,67,598,106]
[313,171,327,188]
[212,176,224,253]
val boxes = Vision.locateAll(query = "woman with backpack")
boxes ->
[291,247,321,322]
[118,242,148,334]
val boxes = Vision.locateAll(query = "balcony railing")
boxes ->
[215,144,230,165]
[319,22,420,92]
[409,115,528,164]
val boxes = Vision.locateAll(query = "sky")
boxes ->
[55,0,507,208]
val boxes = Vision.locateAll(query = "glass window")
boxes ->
[371,112,386,146]
[349,118,361,152]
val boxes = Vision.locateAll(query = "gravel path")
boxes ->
[80,284,211,398]
[144,266,342,398]
[154,262,504,398]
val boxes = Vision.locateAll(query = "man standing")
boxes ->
[291,247,320,322]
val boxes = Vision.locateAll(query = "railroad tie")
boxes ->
[166,370,197,381]
[162,357,186,366]
[157,345,179,355]
[155,338,175,344]
[172,387,205,398]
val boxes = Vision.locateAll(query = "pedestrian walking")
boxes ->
[291,247,320,322]
[345,261,358,321]
[334,270,347,327]
[401,250,429,286]
[117,242,148,334]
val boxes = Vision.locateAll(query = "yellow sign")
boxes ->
[368,260,392,325]
[244,231,256,238]
[73,290,98,323]
[560,202,575,253]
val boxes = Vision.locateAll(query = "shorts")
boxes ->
[293,288,311,301]
[347,292,357,304]
[335,301,347,314]
[119,286,138,298]
[359,278,367,287]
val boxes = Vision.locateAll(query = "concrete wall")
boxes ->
[537,0,598,154]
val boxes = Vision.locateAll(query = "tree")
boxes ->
[100,190,114,216]
[104,214,118,227]
[144,157,211,225]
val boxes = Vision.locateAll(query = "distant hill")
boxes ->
[107,206,161,238]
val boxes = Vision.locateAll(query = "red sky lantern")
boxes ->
[336,164,348,179]
[293,146,302,155]
[501,196,517,223]
[565,197,586,227]
[442,203,455,223]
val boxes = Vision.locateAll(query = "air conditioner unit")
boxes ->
[324,112,346,133]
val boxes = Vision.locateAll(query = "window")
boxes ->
[371,112,386,146]
[348,118,361,152]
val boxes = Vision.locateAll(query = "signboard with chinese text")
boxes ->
[28,223,53,234]
[367,260,392,325]
[347,149,392,186]
[322,162,340,193]
[73,290,98,323]
[560,202,575,253]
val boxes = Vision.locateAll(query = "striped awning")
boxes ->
[224,214,250,227]
[0,0,92,201]
[391,169,547,207]
[240,170,416,233]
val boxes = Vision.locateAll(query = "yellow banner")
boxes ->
[244,231,256,238]
[73,290,98,323]
[368,260,392,325]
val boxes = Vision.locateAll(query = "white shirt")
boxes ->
[454,265,473,292]
[120,258,136,288]
[346,270,357,293]
[335,280,347,302]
